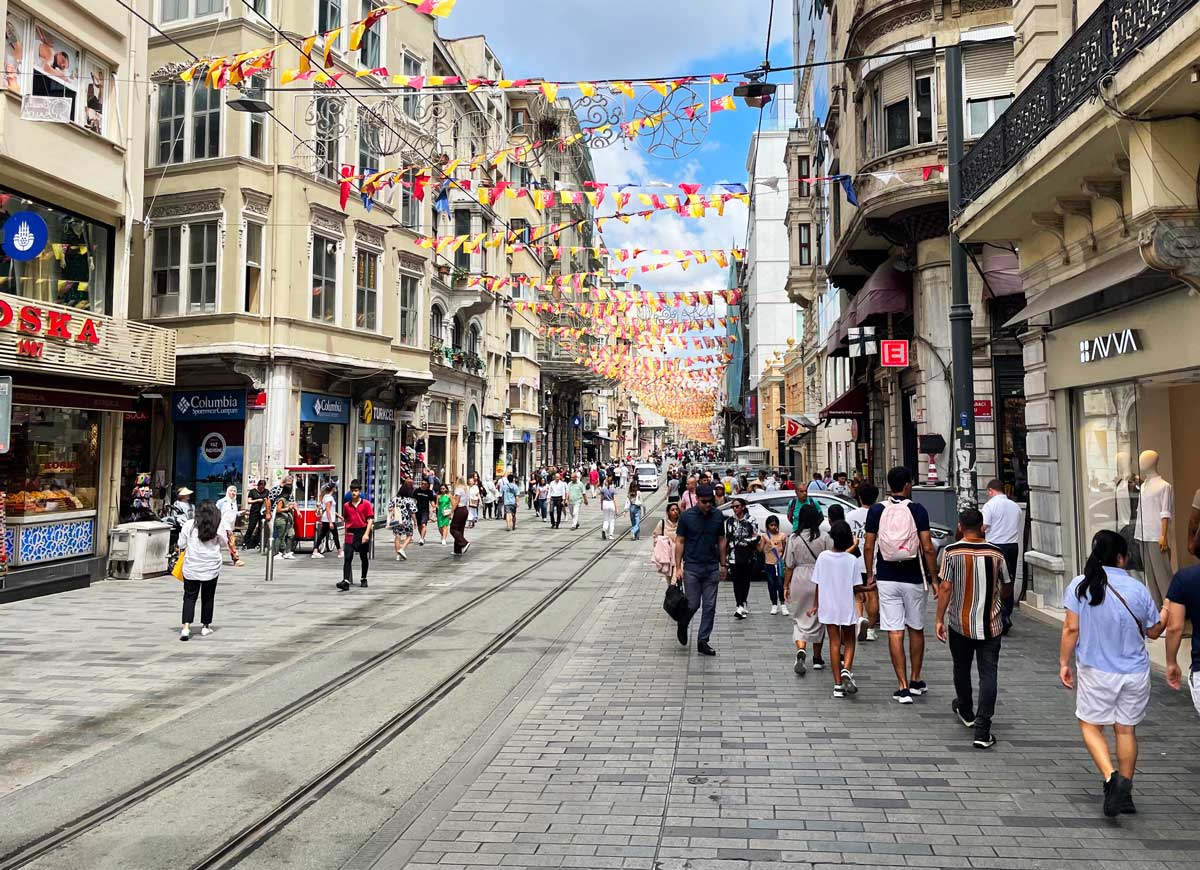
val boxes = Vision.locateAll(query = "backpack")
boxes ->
[876,498,920,562]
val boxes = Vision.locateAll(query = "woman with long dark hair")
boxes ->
[784,503,832,675]
[1060,529,1167,817]
[179,501,224,641]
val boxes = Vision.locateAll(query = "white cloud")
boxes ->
[440,0,790,79]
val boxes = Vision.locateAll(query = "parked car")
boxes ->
[635,463,660,491]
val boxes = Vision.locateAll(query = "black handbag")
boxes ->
[663,582,690,623]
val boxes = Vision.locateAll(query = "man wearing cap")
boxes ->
[674,483,728,656]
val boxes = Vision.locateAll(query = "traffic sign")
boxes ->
[881,339,909,367]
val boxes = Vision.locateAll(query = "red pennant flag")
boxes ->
[412,174,431,201]
[679,183,702,196]
[922,164,945,181]
[339,164,355,211]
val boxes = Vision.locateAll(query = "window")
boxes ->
[1075,383,1140,560]
[399,273,420,345]
[248,75,267,160]
[467,323,480,355]
[358,122,382,203]
[244,221,263,313]
[914,71,934,144]
[398,169,420,229]
[318,0,342,41]
[798,156,810,197]
[799,223,812,266]
[885,99,911,152]
[430,304,445,345]
[0,407,101,521]
[314,94,340,181]
[509,327,533,356]
[311,233,338,323]
[151,226,182,317]
[511,217,530,244]
[453,209,471,271]
[355,248,378,330]
[161,0,222,22]
[401,52,421,117]
[509,107,529,131]
[359,0,382,69]
[156,80,220,164]
[188,222,218,314]
[967,96,1013,138]
[450,315,463,349]
[192,82,221,160]
[5,14,110,136]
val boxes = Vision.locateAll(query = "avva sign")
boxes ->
[1080,328,1140,364]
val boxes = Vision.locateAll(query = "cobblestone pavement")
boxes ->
[386,556,1200,870]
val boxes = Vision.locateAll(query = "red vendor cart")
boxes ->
[284,465,339,547]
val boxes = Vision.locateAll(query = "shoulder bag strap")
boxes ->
[1107,584,1148,639]
[801,535,819,562]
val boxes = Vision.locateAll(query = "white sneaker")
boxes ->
[734,606,746,620]
[399,550,408,561]
[866,627,878,642]
[200,626,213,637]
[179,626,190,641]
[274,553,286,561]
[311,551,324,559]
[284,553,296,560]
[781,605,790,616]
[770,605,779,615]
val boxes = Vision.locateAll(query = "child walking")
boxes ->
[808,521,865,698]
[763,516,789,616]
[436,484,452,545]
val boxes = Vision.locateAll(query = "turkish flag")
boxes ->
[785,418,802,441]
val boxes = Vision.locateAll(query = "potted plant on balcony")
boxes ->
[451,267,469,288]
[436,263,451,280]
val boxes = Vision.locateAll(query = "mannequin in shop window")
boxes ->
[1135,449,1174,607]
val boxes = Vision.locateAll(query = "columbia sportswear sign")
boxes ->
[300,392,349,424]
[173,389,246,421]
[1080,329,1140,364]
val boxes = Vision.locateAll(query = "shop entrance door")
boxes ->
[994,356,1028,500]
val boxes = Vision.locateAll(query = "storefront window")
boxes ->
[0,406,100,516]
[1076,383,1140,556]
[0,187,112,313]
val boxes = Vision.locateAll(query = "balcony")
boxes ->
[430,340,486,376]
[960,0,1199,209]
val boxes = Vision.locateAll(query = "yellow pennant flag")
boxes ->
[540,82,559,102]
[577,81,596,97]
[647,81,670,96]
[613,81,635,98]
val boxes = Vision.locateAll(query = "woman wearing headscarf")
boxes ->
[784,503,833,676]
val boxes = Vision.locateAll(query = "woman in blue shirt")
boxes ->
[1060,530,1167,818]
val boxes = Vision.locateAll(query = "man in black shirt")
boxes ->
[674,484,727,656]
[1165,564,1200,717]
[244,479,269,550]
[413,478,435,545]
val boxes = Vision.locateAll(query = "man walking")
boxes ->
[500,473,519,531]
[982,478,1022,632]
[863,466,939,704]
[338,479,374,591]
[846,481,880,641]
[547,472,568,529]
[807,472,829,493]
[244,479,269,550]
[567,471,588,529]
[674,484,727,657]
[936,508,1012,748]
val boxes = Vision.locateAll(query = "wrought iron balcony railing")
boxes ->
[959,0,1198,209]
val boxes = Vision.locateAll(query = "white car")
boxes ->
[635,464,660,490]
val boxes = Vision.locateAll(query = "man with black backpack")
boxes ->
[863,466,940,704]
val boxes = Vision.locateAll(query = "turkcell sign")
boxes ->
[173,389,246,421]
[301,391,349,424]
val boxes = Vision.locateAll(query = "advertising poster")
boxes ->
[195,432,243,503]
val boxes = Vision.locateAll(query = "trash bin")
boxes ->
[108,521,172,580]
[911,485,958,529]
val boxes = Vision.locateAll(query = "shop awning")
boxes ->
[827,259,911,356]
[819,384,869,422]
[1003,248,1147,327]
[980,246,1023,297]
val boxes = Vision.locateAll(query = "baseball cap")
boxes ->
[696,484,716,499]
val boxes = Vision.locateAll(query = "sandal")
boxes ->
[234,559,246,567]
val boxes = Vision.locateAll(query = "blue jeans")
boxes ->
[765,562,784,605]
[629,504,642,539]
[683,564,721,645]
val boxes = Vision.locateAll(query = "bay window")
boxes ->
[156,80,221,164]
[161,0,222,23]
[355,248,379,331]
[799,224,812,266]
[311,233,339,323]
[244,221,264,313]
[187,222,218,313]
[150,221,221,317]
[151,226,182,317]
[399,273,420,345]
[869,59,938,156]
[430,304,445,345]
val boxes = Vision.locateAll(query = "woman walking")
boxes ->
[450,477,471,555]
[724,497,761,619]
[535,477,550,522]
[652,503,681,580]
[599,476,618,540]
[1060,530,1167,816]
[179,501,224,641]
[272,495,296,560]
[387,481,417,561]
[627,481,644,541]
[808,521,865,698]
[312,483,342,559]
[215,485,246,567]
[436,483,453,545]
[467,474,482,528]
[784,503,833,675]
[763,515,789,616]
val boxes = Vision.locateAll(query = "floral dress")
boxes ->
[388,495,417,537]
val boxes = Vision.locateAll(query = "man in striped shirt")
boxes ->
[936,508,1012,749]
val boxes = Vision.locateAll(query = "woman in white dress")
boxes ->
[784,502,833,676]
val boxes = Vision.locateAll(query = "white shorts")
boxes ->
[1075,664,1151,726]
[877,580,927,631]
[1190,671,1200,718]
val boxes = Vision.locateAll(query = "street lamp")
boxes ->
[227,82,273,114]
[735,74,777,109]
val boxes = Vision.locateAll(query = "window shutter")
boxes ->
[879,62,909,106]
[963,42,1015,101]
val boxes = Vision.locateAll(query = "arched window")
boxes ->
[430,304,444,345]
[451,315,464,350]
[468,323,480,356]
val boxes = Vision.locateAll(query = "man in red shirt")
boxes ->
[339,479,374,591]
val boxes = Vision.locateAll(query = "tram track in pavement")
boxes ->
[0,492,664,870]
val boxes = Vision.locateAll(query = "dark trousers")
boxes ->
[949,630,1002,731]
[683,564,721,644]
[244,510,264,549]
[182,578,217,625]
[535,498,547,520]
[450,506,470,553]
[550,496,564,528]
[998,542,1019,624]
[316,521,341,553]
[344,528,369,581]
[730,558,755,608]
[765,562,784,605]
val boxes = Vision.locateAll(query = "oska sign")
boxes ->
[0,297,101,346]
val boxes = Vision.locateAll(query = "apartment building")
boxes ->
[0,0,175,596]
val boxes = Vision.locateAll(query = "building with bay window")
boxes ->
[955,0,1200,618]
[132,0,438,510]
[1,1,176,598]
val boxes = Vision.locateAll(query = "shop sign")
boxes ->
[974,399,994,421]
[201,432,227,463]
[881,340,910,368]
[1080,328,1140,364]
[0,297,100,344]
[173,389,246,422]
[20,95,72,124]
[247,391,267,410]
[2,211,48,261]
[360,400,396,425]
[301,392,349,424]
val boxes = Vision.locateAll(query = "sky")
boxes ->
[441,0,799,299]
